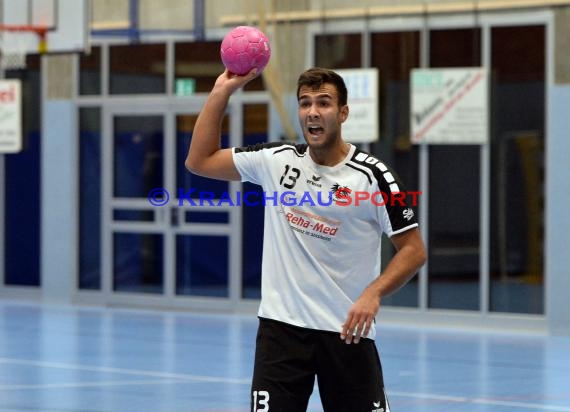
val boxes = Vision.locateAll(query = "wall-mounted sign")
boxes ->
[0,80,22,153]
[175,78,196,96]
[336,68,379,143]
[411,68,488,144]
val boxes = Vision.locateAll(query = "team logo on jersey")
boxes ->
[403,208,414,221]
[331,183,352,204]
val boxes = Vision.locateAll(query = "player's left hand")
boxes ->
[340,288,380,344]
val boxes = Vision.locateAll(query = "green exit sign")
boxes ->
[175,78,196,96]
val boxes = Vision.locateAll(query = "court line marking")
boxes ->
[0,357,250,385]
[1,357,569,411]
[0,379,187,390]
[390,391,570,411]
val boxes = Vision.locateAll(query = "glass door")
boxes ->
[171,109,242,304]
[102,101,242,309]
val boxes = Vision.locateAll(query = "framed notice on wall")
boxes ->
[0,80,22,153]
[335,68,379,143]
[410,68,488,144]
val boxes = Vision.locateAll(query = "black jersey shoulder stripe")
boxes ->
[273,143,308,157]
[349,149,398,192]
[234,141,308,157]
[234,141,287,153]
[349,149,419,230]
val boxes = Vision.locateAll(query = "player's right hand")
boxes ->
[215,68,259,93]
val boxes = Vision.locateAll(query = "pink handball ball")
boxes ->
[220,26,271,75]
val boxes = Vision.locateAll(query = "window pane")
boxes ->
[113,116,164,198]
[371,31,420,186]
[79,107,102,290]
[113,233,163,293]
[430,28,481,67]
[175,41,224,93]
[110,44,166,94]
[184,212,229,224]
[428,145,480,310]
[176,114,229,203]
[371,31,421,308]
[175,41,265,92]
[427,29,481,310]
[315,33,362,68]
[241,104,267,300]
[113,209,154,222]
[490,25,545,314]
[176,235,228,297]
[79,46,101,95]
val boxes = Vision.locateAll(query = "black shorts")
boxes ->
[250,318,390,412]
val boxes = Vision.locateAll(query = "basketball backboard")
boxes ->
[1,0,89,55]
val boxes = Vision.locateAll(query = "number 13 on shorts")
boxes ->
[252,390,270,411]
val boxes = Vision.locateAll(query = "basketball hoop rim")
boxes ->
[0,24,50,35]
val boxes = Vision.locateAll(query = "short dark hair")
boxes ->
[296,67,348,107]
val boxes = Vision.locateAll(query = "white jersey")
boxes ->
[233,142,418,339]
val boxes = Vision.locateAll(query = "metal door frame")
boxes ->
[99,98,244,311]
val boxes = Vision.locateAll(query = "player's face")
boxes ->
[297,84,348,151]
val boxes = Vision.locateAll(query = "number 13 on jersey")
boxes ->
[252,390,270,411]
[279,165,300,189]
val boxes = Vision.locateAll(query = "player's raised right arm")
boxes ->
[185,69,258,181]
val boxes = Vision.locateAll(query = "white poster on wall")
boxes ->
[0,80,22,153]
[411,68,488,144]
[336,68,379,143]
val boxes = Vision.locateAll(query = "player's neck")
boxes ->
[309,140,351,167]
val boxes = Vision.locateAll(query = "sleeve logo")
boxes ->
[403,208,415,221]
